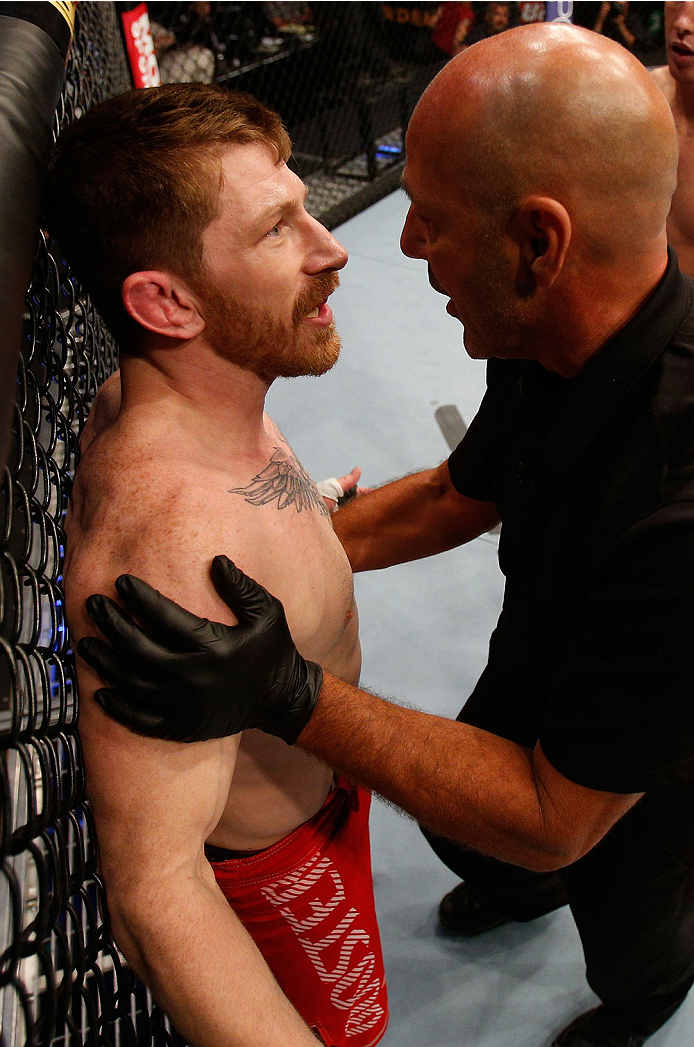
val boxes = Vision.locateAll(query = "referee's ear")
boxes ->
[512,196,572,293]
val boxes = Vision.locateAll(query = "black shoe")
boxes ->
[550,1008,650,1047]
[438,880,567,937]
[438,882,510,936]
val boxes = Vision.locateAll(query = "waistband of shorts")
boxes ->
[206,775,365,880]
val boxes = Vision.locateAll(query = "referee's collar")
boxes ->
[541,250,693,478]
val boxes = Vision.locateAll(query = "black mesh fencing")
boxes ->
[145,1,666,230]
[1,5,187,1045]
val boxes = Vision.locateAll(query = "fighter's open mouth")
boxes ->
[671,42,694,56]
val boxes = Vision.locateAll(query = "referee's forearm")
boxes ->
[296,673,567,872]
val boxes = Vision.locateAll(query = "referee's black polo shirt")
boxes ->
[448,251,694,795]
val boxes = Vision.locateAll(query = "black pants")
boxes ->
[423,779,694,1037]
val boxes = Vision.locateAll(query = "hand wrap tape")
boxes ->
[316,477,345,509]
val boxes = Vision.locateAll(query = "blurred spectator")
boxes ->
[591,2,646,52]
[150,1,219,83]
[640,3,666,62]
[432,2,475,55]
[518,1,546,23]
[264,3,313,30]
[465,3,515,44]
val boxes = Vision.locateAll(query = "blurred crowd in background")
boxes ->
[146,2,666,90]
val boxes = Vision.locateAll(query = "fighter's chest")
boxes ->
[225,488,355,663]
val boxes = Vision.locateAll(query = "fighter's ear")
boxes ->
[122,271,205,340]
[511,196,571,292]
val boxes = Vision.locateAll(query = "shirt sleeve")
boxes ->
[540,503,694,793]
[448,360,523,502]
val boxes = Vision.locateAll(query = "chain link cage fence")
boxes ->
[0,3,667,1047]
[0,5,190,1045]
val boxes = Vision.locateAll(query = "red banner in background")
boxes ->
[121,3,160,88]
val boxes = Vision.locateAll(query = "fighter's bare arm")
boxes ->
[70,485,319,1047]
[79,697,313,1046]
[332,460,499,572]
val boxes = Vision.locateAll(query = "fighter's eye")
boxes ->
[266,224,282,238]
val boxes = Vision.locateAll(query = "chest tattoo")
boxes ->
[229,447,329,516]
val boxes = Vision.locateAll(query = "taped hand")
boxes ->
[77,555,323,744]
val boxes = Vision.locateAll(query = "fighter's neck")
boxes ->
[118,347,273,454]
[672,76,694,122]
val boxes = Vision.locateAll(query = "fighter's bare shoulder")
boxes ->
[71,454,251,617]
[67,410,328,629]
[651,64,677,101]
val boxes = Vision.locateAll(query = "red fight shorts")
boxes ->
[209,778,389,1047]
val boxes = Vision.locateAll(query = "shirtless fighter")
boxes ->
[652,2,694,276]
[47,84,388,1047]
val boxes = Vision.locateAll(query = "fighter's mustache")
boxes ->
[292,272,341,324]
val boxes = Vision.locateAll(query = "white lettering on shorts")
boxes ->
[261,852,385,1037]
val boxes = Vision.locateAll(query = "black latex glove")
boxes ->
[77,555,323,744]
